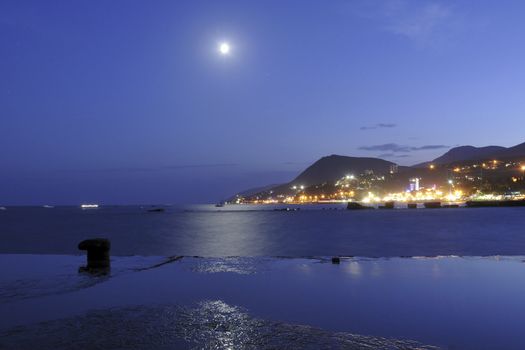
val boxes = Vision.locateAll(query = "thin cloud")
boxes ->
[359,143,449,153]
[378,153,411,159]
[359,143,411,152]
[360,123,397,131]
[387,2,452,42]
[414,145,449,151]
[349,0,458,46]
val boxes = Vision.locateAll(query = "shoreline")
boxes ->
[233,198,525,209]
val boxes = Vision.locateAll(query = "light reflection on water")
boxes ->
[0,300,440,350]
[2,256,525,349]
[344,261,362,277]
[182,211,270,257]
[3,205,525,257]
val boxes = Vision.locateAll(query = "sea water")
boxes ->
[1,204,524,257]
[2,205,525,349]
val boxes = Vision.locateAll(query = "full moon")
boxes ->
[219,42,230,55]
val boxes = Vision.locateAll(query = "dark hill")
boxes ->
[289,155,398,186]
[234,141,525,201]
[430,145,506,165]
[421,142,525,167]
[247,155,402,198]
[499,141,525,158]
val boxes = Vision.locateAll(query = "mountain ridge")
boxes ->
[290,154,401,186]
[423,145,506,166]
[232,141,525,200]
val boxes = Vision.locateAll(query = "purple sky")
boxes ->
[2,0,525,204]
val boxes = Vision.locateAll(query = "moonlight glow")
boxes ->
[219,42,230,55]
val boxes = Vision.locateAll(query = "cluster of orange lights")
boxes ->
[429,162,525,172]
[244,161,525,205]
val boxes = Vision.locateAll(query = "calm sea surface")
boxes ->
[1,204,525,257]
[3,205,525,349]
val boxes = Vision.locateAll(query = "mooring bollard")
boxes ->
[332,256,341,264]
[78,238,111,269]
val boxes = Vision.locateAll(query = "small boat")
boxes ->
[147,208,165,213]
[274,207,300,212]
[347,202,374,210]
[81,204,99,209]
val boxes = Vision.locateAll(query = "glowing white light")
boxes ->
[219,42,230,55]
[81,204,99,209]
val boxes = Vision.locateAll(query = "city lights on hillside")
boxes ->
[241,159,525,205]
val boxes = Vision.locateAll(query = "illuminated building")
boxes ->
[409,178,420,192]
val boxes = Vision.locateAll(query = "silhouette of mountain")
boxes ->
[243,155,403,198]
[416,142,525,167]
[288,155,399,186]
[429,145,506,165]
[499,141,525,158]
[234,142,525,200]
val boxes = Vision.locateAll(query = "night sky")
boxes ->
[2,0,525,205]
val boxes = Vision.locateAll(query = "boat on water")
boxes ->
[147,208,165,213]
[43,205,54,208]
[347,202,374,210]
[81,204,99,209]
[274,207,300,212]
